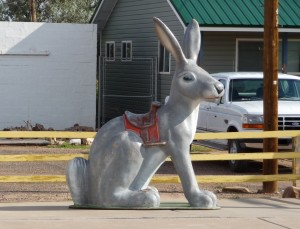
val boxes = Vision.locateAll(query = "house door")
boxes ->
[99,57,157,126]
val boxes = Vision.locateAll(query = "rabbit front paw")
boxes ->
[189,190,217,208]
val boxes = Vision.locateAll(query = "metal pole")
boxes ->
[263,0,279,193]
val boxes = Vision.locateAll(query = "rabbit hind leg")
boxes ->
[66,157,88,205]
[98,131,160,208]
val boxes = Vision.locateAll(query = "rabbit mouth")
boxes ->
[208,84,224,99]
[203,87,224,99]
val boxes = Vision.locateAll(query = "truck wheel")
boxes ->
[228,139,248,172]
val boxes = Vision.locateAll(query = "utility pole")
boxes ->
[29,0,37,22]
[263,0,279,193]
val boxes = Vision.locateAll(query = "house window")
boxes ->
[237,40,264,71]
[121,41,132,61]
[105,41,115,61]
[286,40,300,75]
[159,43,170,73]
[236,39,299,75]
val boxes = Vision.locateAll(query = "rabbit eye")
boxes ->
[182,73,195,82]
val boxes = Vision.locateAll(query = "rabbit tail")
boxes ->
[66,157,88,205]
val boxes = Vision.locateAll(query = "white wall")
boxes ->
[0,22,97,130]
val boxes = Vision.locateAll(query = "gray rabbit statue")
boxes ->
[66,17,224,208]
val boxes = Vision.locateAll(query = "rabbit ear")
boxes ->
[153,17,187,64]
[183,19,200,61]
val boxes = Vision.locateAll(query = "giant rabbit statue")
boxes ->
[67,17,224,208]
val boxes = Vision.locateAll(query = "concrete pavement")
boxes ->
[0,197,299,229]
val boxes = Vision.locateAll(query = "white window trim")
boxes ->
[121,40,132,62]
[105,41,115,61]
[158,42,171,74]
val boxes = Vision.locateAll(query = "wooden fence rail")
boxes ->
[1,130,299,139]
[0,131,96,139]
[0,130,300,185]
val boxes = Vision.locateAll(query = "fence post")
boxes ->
[292,136,300,187]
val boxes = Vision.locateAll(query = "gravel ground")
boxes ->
[0,145,295,203]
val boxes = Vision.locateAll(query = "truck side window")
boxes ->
[229,81,242,101]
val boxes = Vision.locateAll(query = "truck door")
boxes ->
[197,101,210,132]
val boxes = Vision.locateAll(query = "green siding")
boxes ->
[200,32,297,73]
[201,32,264,73]
[171,0,300,27]
[100,0,183,121]
[201,32,236,73]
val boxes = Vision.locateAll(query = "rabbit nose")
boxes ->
[215,82,224,95]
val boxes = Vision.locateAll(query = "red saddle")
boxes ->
[123,101,166,146]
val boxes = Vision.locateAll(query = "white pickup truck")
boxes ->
[196,72,300,172]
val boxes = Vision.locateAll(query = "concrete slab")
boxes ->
[0,198,299,229]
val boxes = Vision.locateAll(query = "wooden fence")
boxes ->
[0,130,300,186]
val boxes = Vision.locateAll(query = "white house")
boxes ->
[0,22,97,130]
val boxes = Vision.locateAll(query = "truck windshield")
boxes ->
[229,79,300,102]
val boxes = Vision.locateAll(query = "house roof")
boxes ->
[91,0,300,32]
[90,0,118,30]
[170,0,300,28]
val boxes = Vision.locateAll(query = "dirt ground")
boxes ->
[0,145,295,203]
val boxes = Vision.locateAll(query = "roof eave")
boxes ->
[199,26,300,33]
